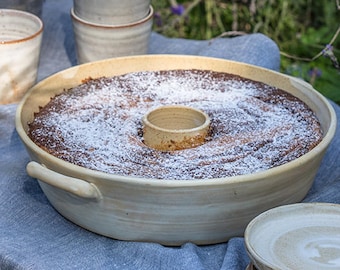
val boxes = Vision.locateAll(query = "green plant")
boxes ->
[151,0,340,104]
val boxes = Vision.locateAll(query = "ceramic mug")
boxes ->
[73,0,151,25]
[71,6,153,64]
[0,9,43,104]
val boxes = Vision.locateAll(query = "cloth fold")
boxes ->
[1,0,339,269]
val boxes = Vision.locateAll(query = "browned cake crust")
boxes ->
[28,70,323,180]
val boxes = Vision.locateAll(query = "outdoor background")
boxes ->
[151,0,340,105]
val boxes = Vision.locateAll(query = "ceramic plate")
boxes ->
[245,203,340,270]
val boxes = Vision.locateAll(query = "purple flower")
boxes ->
[171,4,185,16]
[308,67,323,85]
[153,12,163,27]
[322,44,333,56]
[308,67,322,78]
[322,44,340,70]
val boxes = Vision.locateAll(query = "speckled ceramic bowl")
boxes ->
[16,55,337,246]
[245,203,340,270]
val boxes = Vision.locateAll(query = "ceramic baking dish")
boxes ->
[16,55,337,245]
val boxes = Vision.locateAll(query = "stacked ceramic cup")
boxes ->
[0,9,43,104]
[71,0,153,64]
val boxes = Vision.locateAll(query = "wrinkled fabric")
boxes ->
[1,0,339,269]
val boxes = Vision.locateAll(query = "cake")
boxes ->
[27,69,323,180]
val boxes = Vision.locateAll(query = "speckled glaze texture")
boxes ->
[245,203,340,270]
[0,9,43,104]
[73,0,150,25]
[71,6,153,64]
[16,55,337,246]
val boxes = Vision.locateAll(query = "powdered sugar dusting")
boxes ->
[28,70,322,180]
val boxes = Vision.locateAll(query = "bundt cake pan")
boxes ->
[15,55,337,246]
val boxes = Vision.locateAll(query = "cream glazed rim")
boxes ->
[70,6,154,29]
[15,55,337,186]
[142,105,211,151]
[0,9,43,44]
[244,203,340,270]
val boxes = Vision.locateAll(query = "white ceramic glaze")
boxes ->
[73,0,150,25]
[142,105,211,151]
[245,203,340,270]
[15,55,337,246]
[71,6,153,64]
[0,9,43,104]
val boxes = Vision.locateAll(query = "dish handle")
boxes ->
[26,161,102,200]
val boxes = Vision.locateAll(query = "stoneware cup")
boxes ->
[142,105,211,151]
[0,9,43,104]
[71,6,153,64]
[73,0,150,25]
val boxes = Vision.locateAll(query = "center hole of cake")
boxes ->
[147,106,206,130]
[142,105,211,151]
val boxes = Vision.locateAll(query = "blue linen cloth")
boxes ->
[1,0,339,269]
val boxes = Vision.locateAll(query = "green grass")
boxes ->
[151,0,340,105]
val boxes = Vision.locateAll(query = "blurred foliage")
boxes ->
[151,0,340,105]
